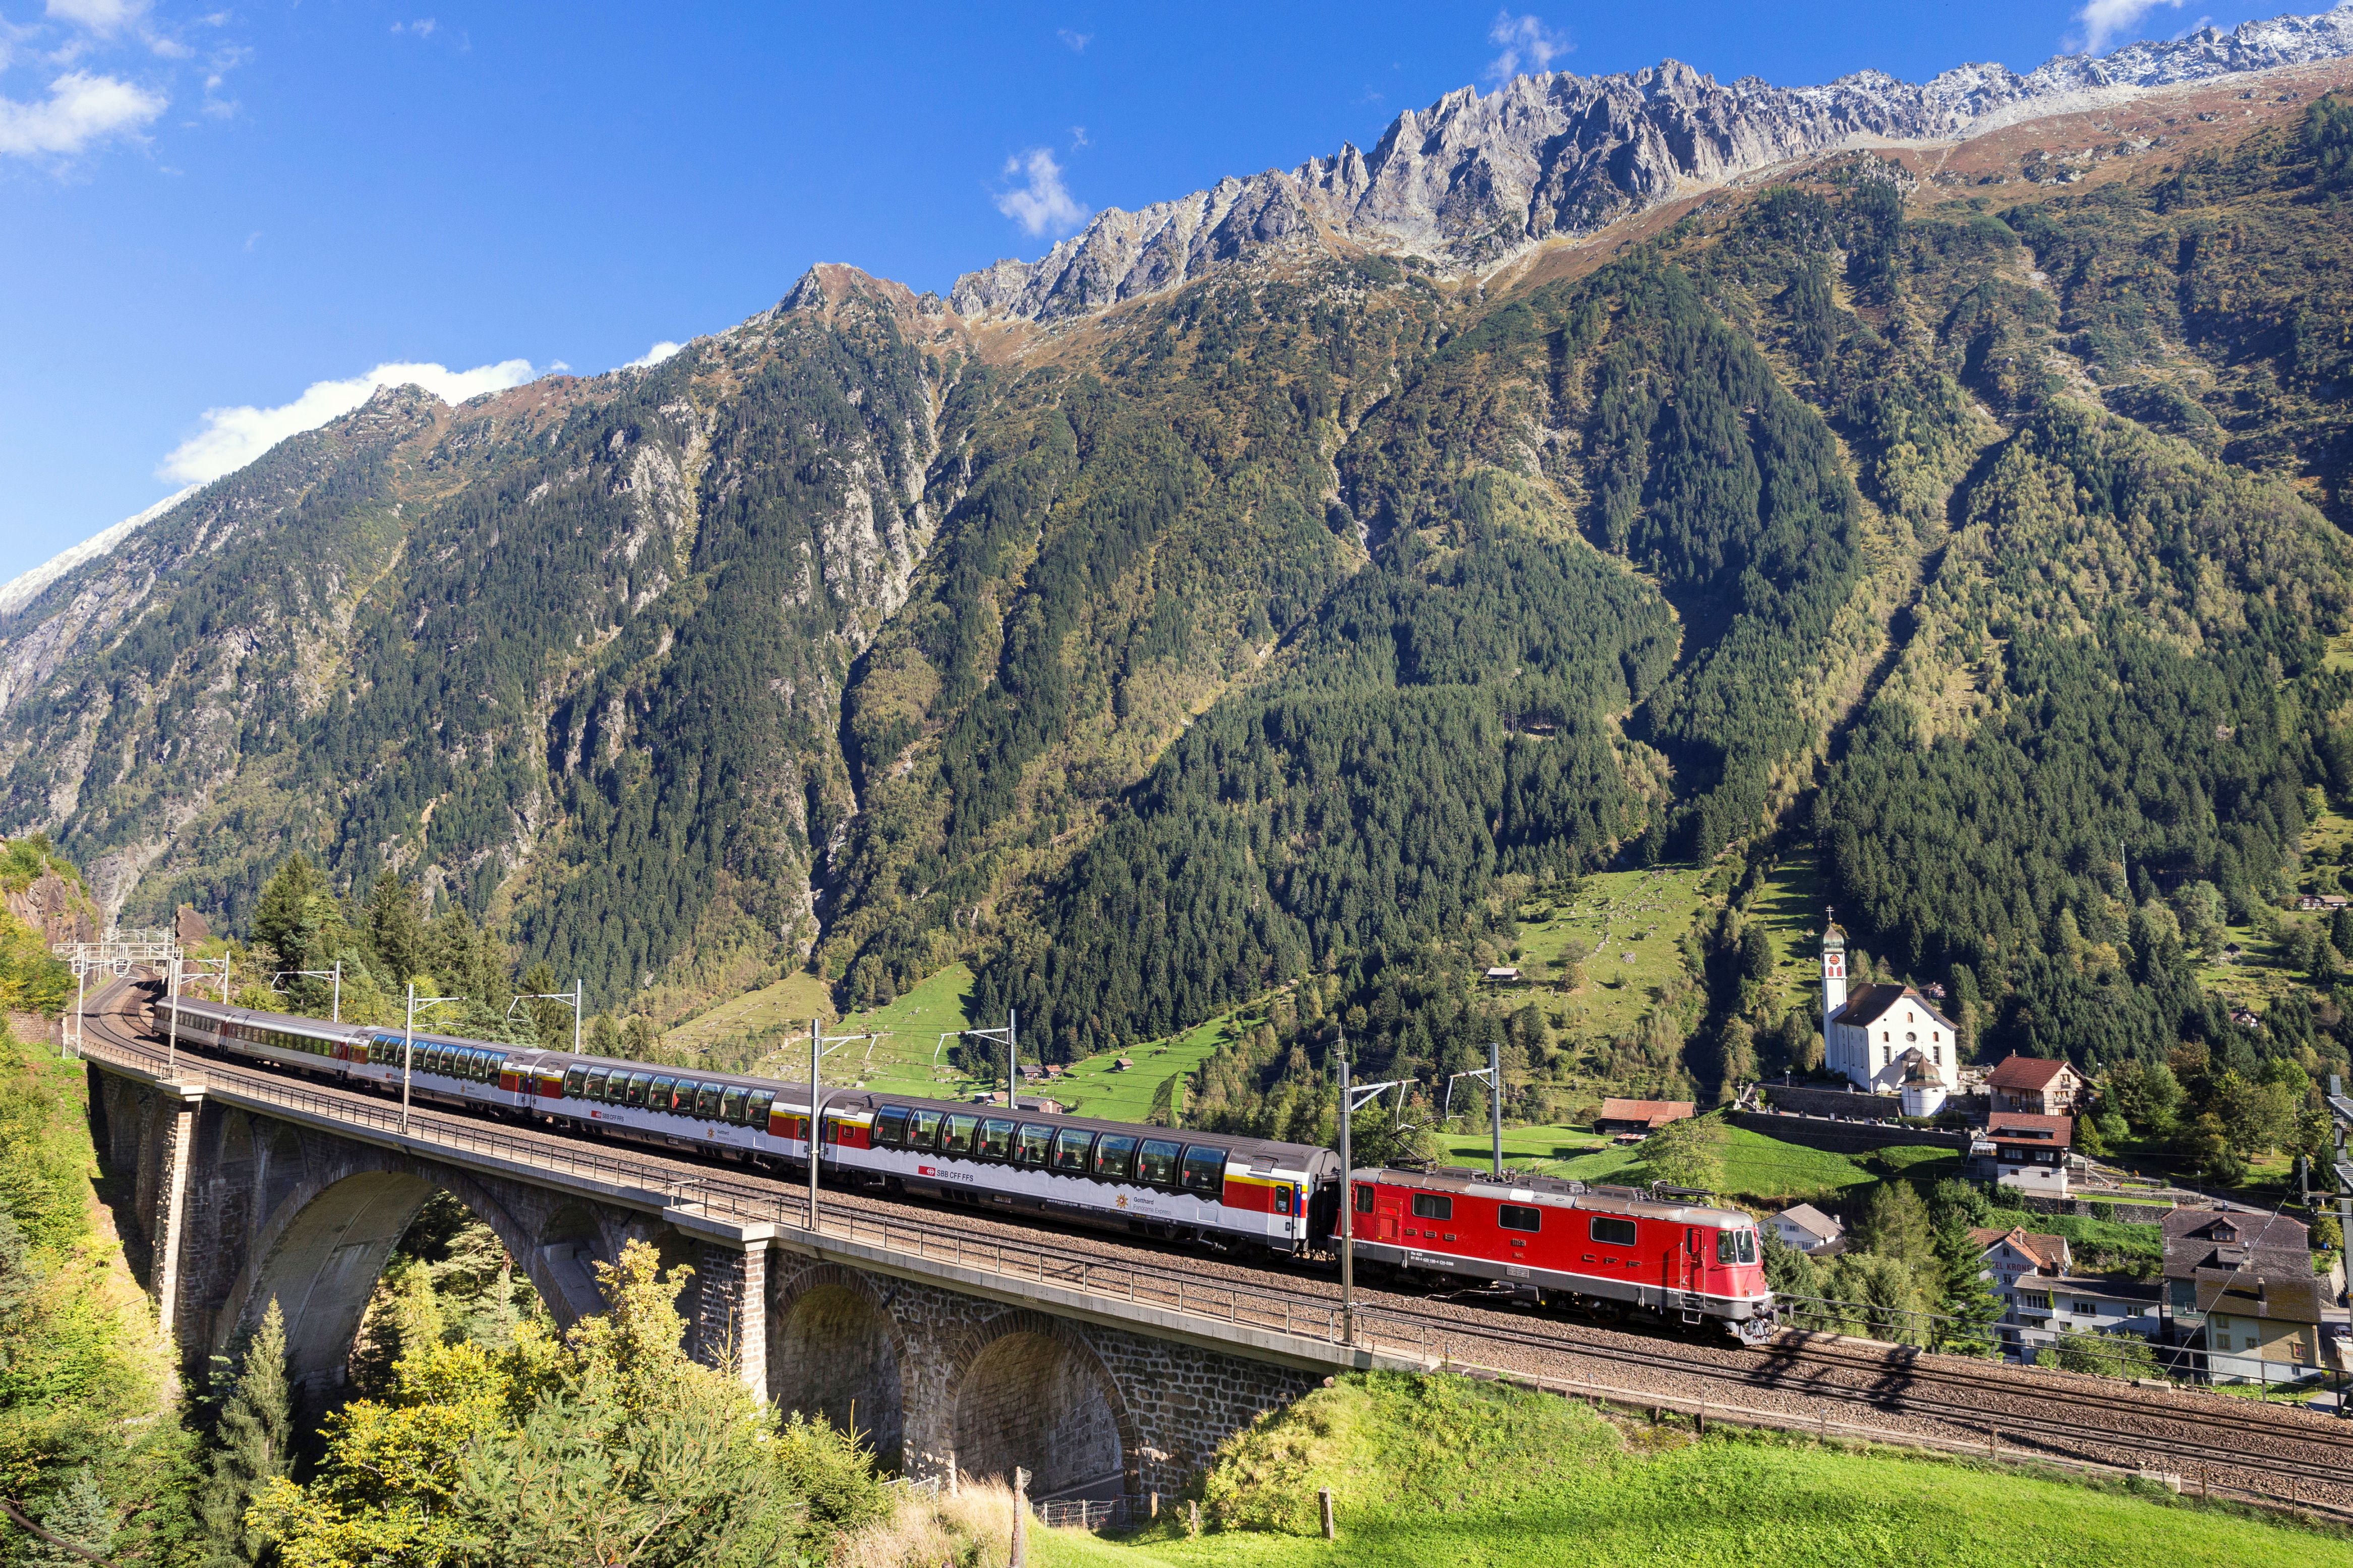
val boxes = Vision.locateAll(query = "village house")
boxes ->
[1768,1203,1845,1255]
[2162,1210,2336,1383]
[1593,1098,1693,1139]
[1970,1226,2161,1359]
[1980,1112,2072,1197]
[1984,1053,2089,1116]
[1818,918,1956,1109]
[2296,892,2351,913]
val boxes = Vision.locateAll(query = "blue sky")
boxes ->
[0,0,2307,582]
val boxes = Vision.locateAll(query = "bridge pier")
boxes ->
[666,1208,776,1398]
[149,1081,206,1339]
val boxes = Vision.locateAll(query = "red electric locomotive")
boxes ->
[1343,1164,1775,1342]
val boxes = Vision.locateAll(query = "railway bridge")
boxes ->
[77,983,1391,1509]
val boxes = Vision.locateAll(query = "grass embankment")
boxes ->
[1458,1116,1956,1209]
[1508,867,1714,1040]
[1031,1372,2349,1568]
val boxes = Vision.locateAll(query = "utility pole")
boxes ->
[402,983,458,1135]
[574,977,583,1054]
[274,960,343,1021]
[937,1014,1019,1106]
[1334,1042,1409,1349]
[805,1016,886,1232]
[1338,1054,1353,1347]
[165,951,182,1076]
[1491,1036,1503,1179]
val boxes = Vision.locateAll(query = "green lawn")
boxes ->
[1516,1123,1923,1208]
[1050,1010,1251,1123]
[1508,866,1714,1040]
[1748,851,1830,1019]
[1436,1123,1609,1168]
[1032,1372,2346,1568]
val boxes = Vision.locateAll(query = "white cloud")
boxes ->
[1056,28,1090,51]
[1069,124,1088,148]
[2076,0,2181,52]
[622,341,682,371]
[994,148,1088,238]
[1485,11,1570,83]
[159,359,540,484]
[391,18,438,37]
[45,0,149,34]
[0,71,164,158]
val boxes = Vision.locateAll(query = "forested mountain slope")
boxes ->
[5,46,2352,1117]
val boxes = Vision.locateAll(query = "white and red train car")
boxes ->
[159,992,1775,1337]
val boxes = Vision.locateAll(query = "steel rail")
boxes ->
[75,981,2353,1512]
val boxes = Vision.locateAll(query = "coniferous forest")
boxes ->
[5,92,2353,1155]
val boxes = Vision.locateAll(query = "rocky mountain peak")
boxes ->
[949,4,2353,324]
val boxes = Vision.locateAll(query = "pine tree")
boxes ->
[364,875,426,991]
[1931,1212,2005,1357]
[197,1299,292,1568]
[250,857,329,971]
[30,1467,115,1568]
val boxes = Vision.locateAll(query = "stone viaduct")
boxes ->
[85,1042,1381,1508]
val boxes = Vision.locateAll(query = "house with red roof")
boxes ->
[1984,1053,2088,1117]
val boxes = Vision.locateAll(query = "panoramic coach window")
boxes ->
[1018,1124,1053,1166]
[1180,1145,1226,1197]
[940,1114,978,1154]
[695,1082,724,1119]
[1051,1127,1094,1172]
[1092,1134,1138,1180]
[1499,1204,1541,1233]
[674,1079,703,1115]
[721,1087,749,1124]
[1589,1216,1637,1247]
[1137,1139,1184,1187]
[746,1090,775,1126]
[650,1076,678,1112]
[564,1066,588,1097]
[978,1118,1015,1160]
[585,1068,609,1100]
[874,1107,910,1146]
[909,1109,944,1149]
[1410,1193,1453,1222]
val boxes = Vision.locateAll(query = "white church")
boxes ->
[1821,915,1955,1116]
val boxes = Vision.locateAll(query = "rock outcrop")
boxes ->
[950,4,2353,321]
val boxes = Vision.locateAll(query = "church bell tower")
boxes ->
[1821,911,1848,1066]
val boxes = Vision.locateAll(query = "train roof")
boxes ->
[1360,1162,1754,1227]
[161,993,1335,1174]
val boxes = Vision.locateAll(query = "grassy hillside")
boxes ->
[1034,1372,2345,1568]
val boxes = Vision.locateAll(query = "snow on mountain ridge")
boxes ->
[950,5,2353,323]
[0,487,198,621]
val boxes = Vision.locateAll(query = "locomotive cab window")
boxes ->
[1355,1184,1375,1214]
[978,1118,1015,1160]
[1589,1216,1637,1247]
[1092,1134,1138,1180]
[1050,1127,1093,1172]
[874,1107,910,1147]
[1499,1204,1541,1233]
[1410,1193,1453,1222]
[1018,1124,1053,1166]
[1136,1139,1183,1188]
[720,1086,749,1124]
[1180,1145,1226,1197]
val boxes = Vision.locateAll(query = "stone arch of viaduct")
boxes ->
[92,1064,1317,1505]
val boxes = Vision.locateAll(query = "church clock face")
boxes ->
[1823,951,1845,980]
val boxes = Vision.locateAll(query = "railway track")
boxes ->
[75,978,2353,1518]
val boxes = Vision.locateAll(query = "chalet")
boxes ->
[2162,1210,2334,1382]
[1818,919,1956,1102]
[1483,966,1523,983]
[2296,892,2351,913]
[1767,1203,1845,1255]
[1594,1098,1694,1136]
[1983,1111,2072,1197]
[1984,1054,2088,1116]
